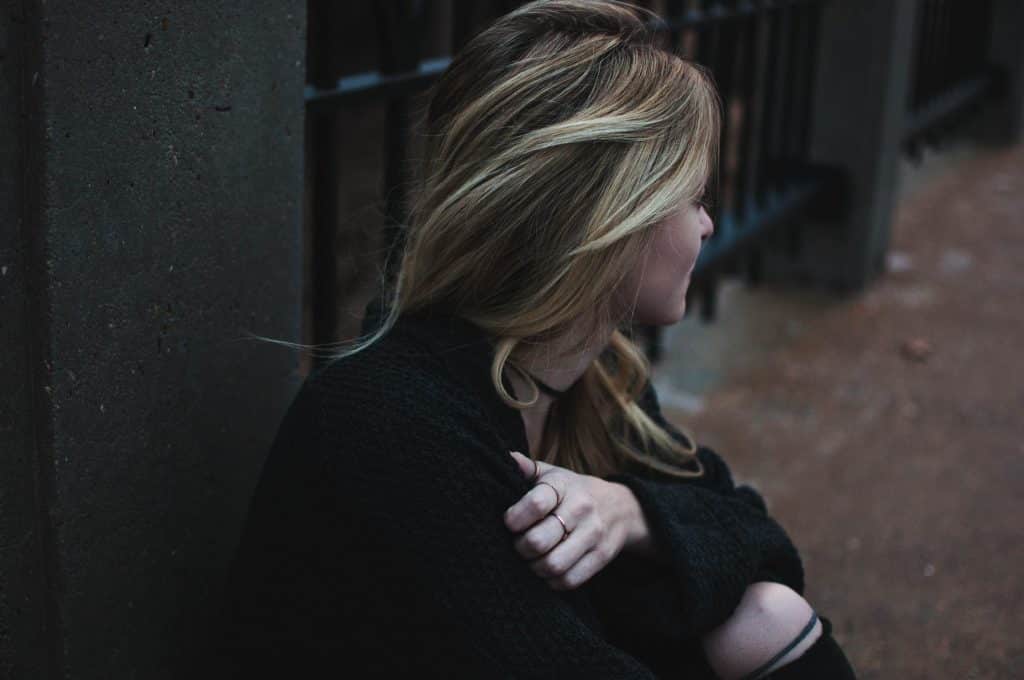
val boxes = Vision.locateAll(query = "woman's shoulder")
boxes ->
[304,329,465,414]
[280,326,497,460]
[255,330,502,500]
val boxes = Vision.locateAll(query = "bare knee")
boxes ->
[700,581,823,680]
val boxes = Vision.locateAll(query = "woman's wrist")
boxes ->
[607,481,657,557]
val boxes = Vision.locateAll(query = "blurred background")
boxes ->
[2,1,1021,678]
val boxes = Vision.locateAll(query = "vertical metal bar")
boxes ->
[715,2,741,219]
[767,1,792,191]
[773,3,805,262]
[679,0,703,59]
[975,0,995,76]
[665,0,688,55]
[917,0,933,110]
[777,2,801,178]
[697,0,722,217]
[772,2,793,190]
[920,0,932,107]
[789,2,822,262]
[923,0,940,106]
[951,0,968,84]
[962,0,978,78]
[780,4,804,168]
[452,0,478,52]
[740,3,772,218]
[375,3,425,282]
[937,0,952,98]
[696,0,722,322]
[731,1,757,223]
[795,2,822,159]
[755,3,781,202]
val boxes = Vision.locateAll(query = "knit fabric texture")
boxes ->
[211,306,805,679]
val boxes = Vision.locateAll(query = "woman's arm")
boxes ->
[580,379,805,647]
[588,470,804,637]
[626,379,804,587]
[310,386,666,678]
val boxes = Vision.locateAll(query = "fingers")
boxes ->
[513,511,575,559]
[508,450,557,480]
[525,517,594,577]
[508,450,538,481]
[503,451,613,590]
[503,478,566,533]
[545,547,609,591]
[515,513,612,589]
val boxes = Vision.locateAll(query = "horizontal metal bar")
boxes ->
[304,1,827,114]
[305,56,451,114]
[691,172,834,277]
[905,71,995,139]
[658,0,824,32]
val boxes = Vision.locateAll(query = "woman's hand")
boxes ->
[503,450,648,590]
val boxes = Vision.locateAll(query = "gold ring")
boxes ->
[551,512,570,539]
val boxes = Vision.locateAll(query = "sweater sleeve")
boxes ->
[584,381,804,647]
[633,378,799,576]
[310,385,666,679]
[637,381,774,517]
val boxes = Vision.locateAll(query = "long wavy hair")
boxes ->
[291,0,721,479]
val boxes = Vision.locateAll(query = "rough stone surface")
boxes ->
[0,7,51,680]
[655,141,1024,679]
[3,3,306,677]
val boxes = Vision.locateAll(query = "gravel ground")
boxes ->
[652,142,1024,679]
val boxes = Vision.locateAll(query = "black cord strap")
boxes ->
[739,611,820,680]
[528,372,570,398]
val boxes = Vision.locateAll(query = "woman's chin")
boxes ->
[643,303,687,327]
[672,299,688,324]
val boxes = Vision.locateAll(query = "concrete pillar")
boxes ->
[1,6,52,679]
[1,2,306,677]
[764,0,917,292]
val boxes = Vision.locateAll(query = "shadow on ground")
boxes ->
[653,141,1024,679]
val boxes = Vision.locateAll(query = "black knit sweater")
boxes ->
[212,307,805,679]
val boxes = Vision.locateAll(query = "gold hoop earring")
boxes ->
[505,361,540,405]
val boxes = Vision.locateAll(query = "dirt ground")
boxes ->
[652,141,1024,679]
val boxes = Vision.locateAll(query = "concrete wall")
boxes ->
[1,4,51,678]
[1,3,306,677]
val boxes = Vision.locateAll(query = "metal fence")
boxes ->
[905,0,1000,157]
[302,0,1009,369]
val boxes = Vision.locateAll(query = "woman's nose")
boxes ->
[700,207,715,241]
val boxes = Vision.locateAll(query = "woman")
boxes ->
[214,1,857,678]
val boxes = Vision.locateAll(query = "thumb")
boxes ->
[509,450,538,480]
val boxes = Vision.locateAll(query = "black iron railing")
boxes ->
[304,0,845,364]
[656,0,840,349]
[905,0,1000,156]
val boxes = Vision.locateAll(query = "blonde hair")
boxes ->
[281,0,721,479]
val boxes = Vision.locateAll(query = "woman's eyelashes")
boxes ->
[693,189,711,211]
[698,190,715,211]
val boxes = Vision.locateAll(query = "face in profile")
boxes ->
[616,198,714,326]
